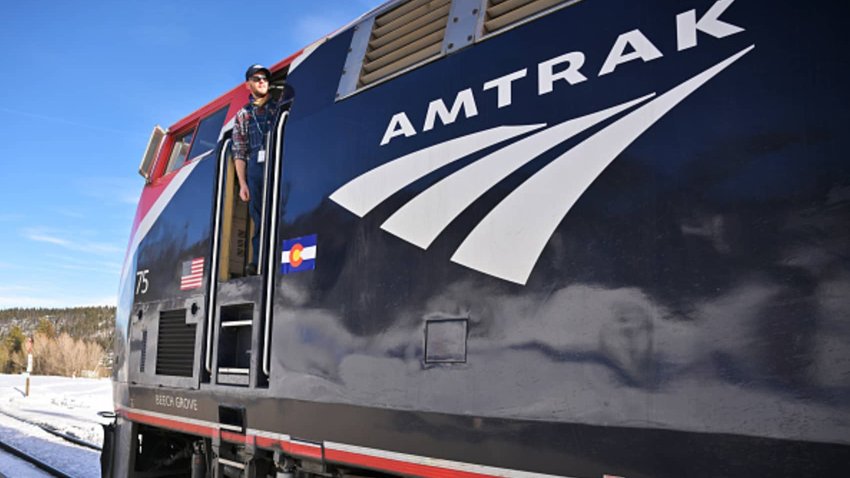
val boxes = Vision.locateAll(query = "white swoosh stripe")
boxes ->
[452,45,755,284]
[380,94,655,249]
[329,124,546,217]
[118,161,201,297]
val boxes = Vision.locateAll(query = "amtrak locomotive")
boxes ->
[105,0,850,477]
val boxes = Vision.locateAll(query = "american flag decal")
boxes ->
[180,257,204,290]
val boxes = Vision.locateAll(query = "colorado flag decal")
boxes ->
[281,234,317,274]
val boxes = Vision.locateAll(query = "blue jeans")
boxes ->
[247,168,264,268]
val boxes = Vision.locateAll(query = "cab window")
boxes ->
[187,107,228,161]
[165,129,194,174]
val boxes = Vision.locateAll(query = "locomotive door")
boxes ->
[205,102,289,388]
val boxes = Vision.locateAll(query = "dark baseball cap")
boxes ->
[245,64,271,80]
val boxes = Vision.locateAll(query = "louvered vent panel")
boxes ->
[483,0,571,33]
[156,309,196,377]
[359,0,451,87]
[139,330,147,373]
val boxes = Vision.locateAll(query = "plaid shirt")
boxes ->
[232,95,288,164]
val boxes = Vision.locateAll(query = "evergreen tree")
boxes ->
[5,325,25,353]
[37,317,56,339]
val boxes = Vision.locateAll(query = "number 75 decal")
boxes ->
[135,269,150,295]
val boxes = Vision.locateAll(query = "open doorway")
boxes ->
[217,68,292,282]
[218,151,253,280]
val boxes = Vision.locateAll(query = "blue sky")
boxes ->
[0,0,384,308]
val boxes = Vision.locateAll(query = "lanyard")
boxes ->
[251,105,269,138]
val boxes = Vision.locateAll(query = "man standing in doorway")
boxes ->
[232,64,287,275]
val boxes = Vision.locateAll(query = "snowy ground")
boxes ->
[0,374,113,477]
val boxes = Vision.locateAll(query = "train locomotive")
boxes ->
[104,0,850,477]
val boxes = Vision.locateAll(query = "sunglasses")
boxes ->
[250,76,268,83]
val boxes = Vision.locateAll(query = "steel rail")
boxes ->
[0,437,77,478]
[0,408,102,451]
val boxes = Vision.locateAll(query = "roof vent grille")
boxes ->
[483,0,573,34]
[359,0,451,87]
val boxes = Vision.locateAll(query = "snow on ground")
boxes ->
[0,446,53,478]
[0,412,94,477]
[0,374,112,445]
[0,374,113,477]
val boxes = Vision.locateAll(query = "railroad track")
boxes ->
[0,408,102,451]
[0,408,106,478]
[0,437,76,478]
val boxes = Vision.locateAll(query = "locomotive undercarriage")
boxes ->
[127,424,392,478]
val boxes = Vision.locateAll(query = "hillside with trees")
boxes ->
[0,306,115,377]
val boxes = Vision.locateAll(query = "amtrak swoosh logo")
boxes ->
[331,45,754,285]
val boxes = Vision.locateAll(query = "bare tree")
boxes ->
[32,332,105,377]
